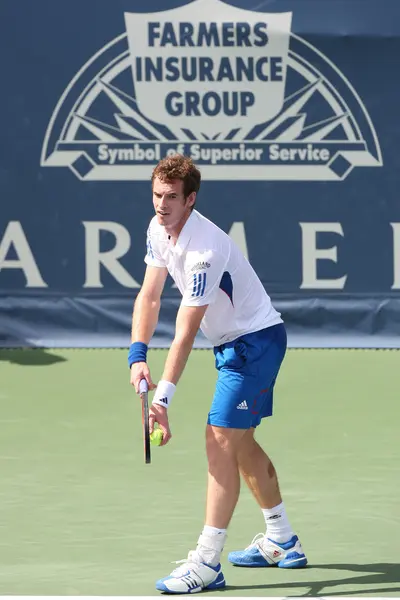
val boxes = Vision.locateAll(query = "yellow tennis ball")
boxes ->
[150,428,163,446]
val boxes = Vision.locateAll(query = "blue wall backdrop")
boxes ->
[1,0,399,348]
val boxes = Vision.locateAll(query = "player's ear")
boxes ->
[186,191,196,209]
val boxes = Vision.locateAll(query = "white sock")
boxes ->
[196,525,227,567]
[262,502,294,543]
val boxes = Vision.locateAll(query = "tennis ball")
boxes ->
[150,428,163,446]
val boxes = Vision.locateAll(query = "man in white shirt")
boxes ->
[129,155,307,594]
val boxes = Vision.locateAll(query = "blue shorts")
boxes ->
[207,323,287,429]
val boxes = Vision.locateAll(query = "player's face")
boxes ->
[152,177,195,231]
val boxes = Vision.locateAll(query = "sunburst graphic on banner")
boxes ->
[41,2,382,182]
[70,77,351,145]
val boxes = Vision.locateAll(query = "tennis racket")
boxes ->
[139,378,151,465]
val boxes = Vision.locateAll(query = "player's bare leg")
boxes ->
[190,425,247,565]
[237,428,282,508]
[204,425,247,528]
[228,427,308,569]
[155,425,246,594]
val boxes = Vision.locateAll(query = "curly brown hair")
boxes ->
[151,154,201,199]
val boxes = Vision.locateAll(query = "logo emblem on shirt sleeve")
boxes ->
[192,272,207,297]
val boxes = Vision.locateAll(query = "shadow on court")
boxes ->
[223,563,400,596]
[0,348,67,366]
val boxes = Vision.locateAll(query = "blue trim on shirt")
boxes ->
[219,271,233,305]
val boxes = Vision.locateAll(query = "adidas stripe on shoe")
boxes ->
[156,551,226,594]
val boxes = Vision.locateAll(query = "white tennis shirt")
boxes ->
[144,210,283,347]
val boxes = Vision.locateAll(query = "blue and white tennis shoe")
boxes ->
[228,533,308,568]
[156,551,226,594]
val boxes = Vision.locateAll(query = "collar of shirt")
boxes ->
[172,210,197,256]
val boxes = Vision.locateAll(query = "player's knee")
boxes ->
[206,426,230,455]
[206,424,246,458]
[237,428,258,456]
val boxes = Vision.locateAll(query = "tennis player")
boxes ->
[128,154,307,594]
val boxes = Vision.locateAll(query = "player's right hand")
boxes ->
[130,362,156,393]
[149,404,171,446]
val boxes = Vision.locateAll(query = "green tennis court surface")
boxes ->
[0,348,399,597]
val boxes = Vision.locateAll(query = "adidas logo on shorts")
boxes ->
[236,400,248,410]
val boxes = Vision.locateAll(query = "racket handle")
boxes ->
[139,379,148,394]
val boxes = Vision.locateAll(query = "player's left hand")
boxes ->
[149,404,171,446]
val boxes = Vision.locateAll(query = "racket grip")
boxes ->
[139,379,148,394]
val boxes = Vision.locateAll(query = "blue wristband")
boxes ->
[128,341,148,368]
